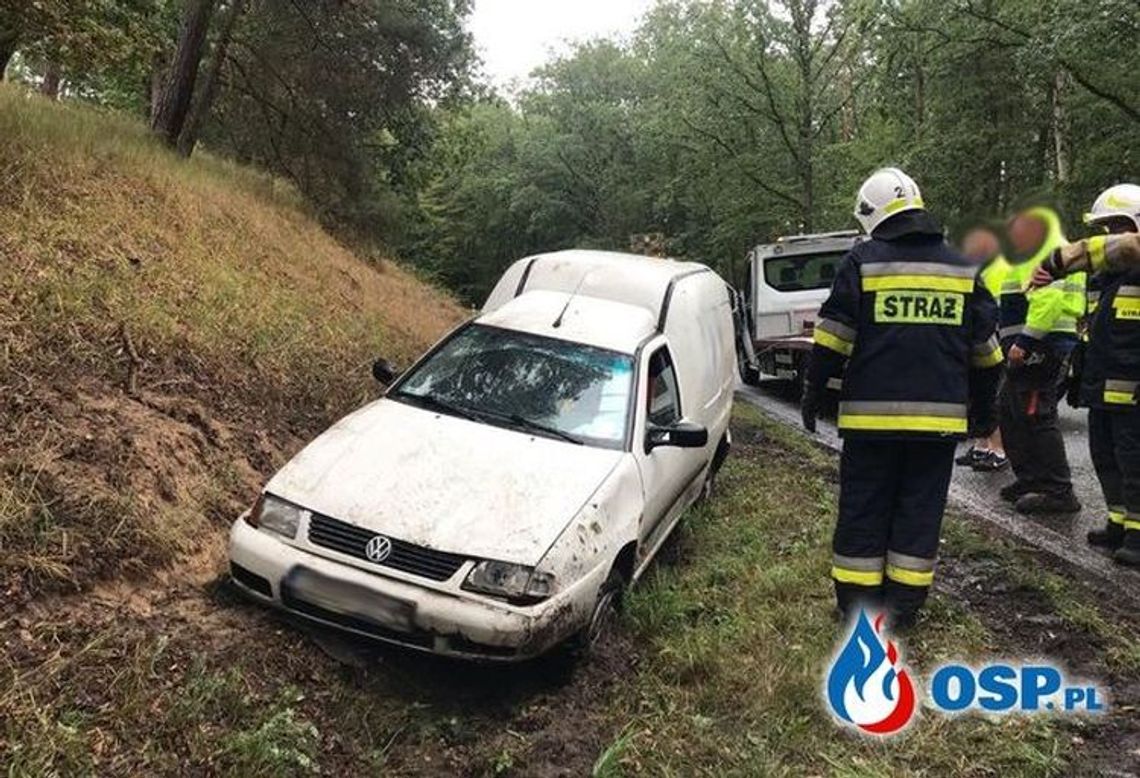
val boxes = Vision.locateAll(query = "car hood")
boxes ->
[267,398,624,565]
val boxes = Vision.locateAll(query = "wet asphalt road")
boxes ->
[736,381,1140,598]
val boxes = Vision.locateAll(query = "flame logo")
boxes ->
[825,610,917,735]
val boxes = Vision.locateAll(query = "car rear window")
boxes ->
[763,251,846,292]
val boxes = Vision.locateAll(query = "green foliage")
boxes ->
[205,0,474,239]
[403,0,1140,303]
[3,0,1139,303]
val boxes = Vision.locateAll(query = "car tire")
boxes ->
[566,567,625,659]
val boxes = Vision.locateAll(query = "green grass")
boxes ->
[7,405,1140,775]
[606,404,1070,776]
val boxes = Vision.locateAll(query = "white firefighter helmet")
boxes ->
[1085,183,1140,232]
[853,167,925,234]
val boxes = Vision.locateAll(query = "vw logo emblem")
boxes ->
[365,535,392,563]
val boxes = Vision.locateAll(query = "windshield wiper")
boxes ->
[395,392,479,422]
[500,413,584,445]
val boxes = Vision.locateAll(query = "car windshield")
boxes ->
[393,324,634,449]
[764,251,846,292]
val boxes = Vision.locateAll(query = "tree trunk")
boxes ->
[39,60,61,99]
[177,0,244,158]
[1052,70,1070,184]
[0,29,17,80]
[148,54,167,125]
[151,0,217,148]
[914,63,925,139]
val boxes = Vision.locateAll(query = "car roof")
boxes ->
[477,289,658,354]
[483,249,709,325]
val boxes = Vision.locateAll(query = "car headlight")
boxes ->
[463,560,555,602]
[245,493,303,539]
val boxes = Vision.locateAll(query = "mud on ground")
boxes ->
[5,411,1140,775]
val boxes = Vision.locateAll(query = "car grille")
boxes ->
[307,512,467,582]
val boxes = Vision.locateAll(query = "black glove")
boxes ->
[801,382,820,433]
[1041,247,1066,280]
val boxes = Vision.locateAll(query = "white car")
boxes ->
[228,250,737,660]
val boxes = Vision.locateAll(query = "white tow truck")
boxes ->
[735,230,862,392]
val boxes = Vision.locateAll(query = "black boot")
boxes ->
[1114,531,1140,568]
[1000,481,1036,503]
[1088,522,1124,550]
[1015,490,1081,514]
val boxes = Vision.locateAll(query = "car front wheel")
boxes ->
[567,567,625,657]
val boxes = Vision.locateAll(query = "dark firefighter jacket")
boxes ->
[1081,264,1140,410]
[807,210,1003,440]
[1053,234,1140,410]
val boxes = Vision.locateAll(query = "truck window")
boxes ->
[763,252,845,292]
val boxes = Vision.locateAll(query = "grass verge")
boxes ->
[8,406,1140,775]
[0,85,466,597]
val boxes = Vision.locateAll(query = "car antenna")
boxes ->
[552,272,590,329]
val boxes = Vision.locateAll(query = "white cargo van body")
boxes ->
[485,250,736,445]
[230,250,736,661]
[740,231,862,388]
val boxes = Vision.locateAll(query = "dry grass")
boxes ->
[0,83,466,422]
[0,84,466,595]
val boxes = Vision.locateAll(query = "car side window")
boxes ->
[646,348,680,426]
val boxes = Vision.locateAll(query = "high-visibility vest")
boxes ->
[997,208,1086,348]
[979,254,1009,298]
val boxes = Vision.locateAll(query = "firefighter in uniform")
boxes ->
[997,207,1086,513]
[1036,184,1140,566]
[802,168,1002,626]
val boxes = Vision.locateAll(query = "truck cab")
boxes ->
[737,231,862,391]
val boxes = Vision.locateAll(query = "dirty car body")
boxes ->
[228,250,737,660]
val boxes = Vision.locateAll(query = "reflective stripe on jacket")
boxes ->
[810,212,1001,439]
[997,208,1085,351]
[1081,275,1140,411]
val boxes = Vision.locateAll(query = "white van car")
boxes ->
[228,250,736,661]
[737,231,862,389]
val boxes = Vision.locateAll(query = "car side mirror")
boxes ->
[646,419,708,451]
[372,358,401,386]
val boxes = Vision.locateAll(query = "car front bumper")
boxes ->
[227,517,606,661]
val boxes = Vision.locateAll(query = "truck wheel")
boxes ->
[738,352,760,386]
[566,567,625,658]
[794,352,813,400]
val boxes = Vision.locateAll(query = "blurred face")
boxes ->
[1008,213,1047,255]
[961,228,1000,265]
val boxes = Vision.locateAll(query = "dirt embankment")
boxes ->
[0,85,467,609]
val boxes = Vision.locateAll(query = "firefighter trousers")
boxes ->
[1000,355,1074,495]
[831,438,956,621]
[1089,408,1140,547]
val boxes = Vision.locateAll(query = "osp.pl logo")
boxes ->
[825,610,917,735]
[824,608,1107,737]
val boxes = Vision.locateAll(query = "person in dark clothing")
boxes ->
[803,167,1002,627]
[1036,184,1140,567]
[995,208,1084,514]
